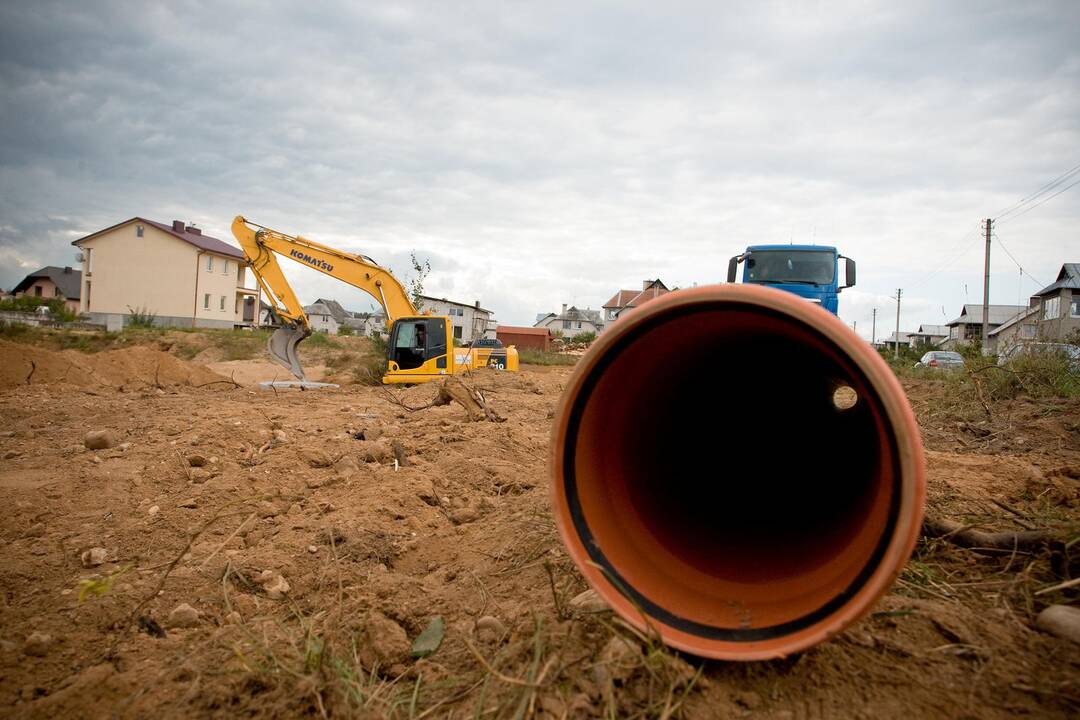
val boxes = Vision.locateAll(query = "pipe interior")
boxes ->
[571,305,897,630]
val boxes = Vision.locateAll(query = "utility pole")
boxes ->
[872,308,877,345]
[982,218,992,352]
[894,289,903,359]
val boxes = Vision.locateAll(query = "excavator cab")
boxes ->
[384,316,452,383]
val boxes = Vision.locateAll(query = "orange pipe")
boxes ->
[550,285,926,660]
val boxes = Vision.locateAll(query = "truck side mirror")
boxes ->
[844,257,856,288]
[727,256,739,283]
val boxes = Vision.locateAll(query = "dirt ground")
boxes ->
[0,337,1077,719]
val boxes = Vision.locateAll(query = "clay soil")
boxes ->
[0,338,1078,719]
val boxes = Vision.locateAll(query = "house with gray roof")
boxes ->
[1033,263,1080,342]
[534,304,604,336]
[907,324,950,348]
[943,304,1028,348]
[12,266,82,313]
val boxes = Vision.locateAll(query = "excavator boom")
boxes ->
[231,216,417,380]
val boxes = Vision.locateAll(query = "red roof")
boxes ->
[603,289,639,309]
[496,325,551,336]
[626,286,668,307]
[72,217,244,260]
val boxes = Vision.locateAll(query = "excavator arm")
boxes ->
[231,215,418,379]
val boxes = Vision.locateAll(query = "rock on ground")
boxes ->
[358,611,410,668]
[80,547,108,567]
[83,430,118,450]
[1036,604,1080,645]
[24,632,53,657]
[168,603,200,628]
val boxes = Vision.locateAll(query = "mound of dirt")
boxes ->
[0,340,227,388]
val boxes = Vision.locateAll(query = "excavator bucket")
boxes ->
[267,325,309,380]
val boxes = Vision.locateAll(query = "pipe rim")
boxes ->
[550,285,926,660]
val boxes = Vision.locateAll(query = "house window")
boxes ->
[577,321,582,329]
[54,287,60,297]
[563,320,571,330]
[1072,298,1080,318]
[206,256,214,272]
[453,325,462,339]
[1043,296,1060,320]
[86,247,93,274]
[136,224,144,238]
[220,295,226,311]
[222,260,229,275]
[1020,324,1036,339]
[204,293,210,309]
[85,281,91,310]
[34,286,42,297]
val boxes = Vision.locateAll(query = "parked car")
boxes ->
[914,351,965,370]
[998,342,1080,371]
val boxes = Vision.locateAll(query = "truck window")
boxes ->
[746,250,835,285]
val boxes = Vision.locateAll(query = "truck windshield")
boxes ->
[746,250,835,285]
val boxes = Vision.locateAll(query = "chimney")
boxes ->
[186,225,202,235]
[63,266,72,274]
[561,303,567,316]
[475,300,480,309]
[172,220,185,232]
[1029,296,1040,308]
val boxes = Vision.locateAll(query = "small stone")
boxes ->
[148,505,160,517]
[3,450,18,460]
[178,498,198,509]
[224,611,243,625]
[80,547,108,567]
[92,456,103,464]
[308,545,318,554]
[257,501,279,518]
[83,430,118,450]
[25,522,46,538]
[358,612,410,667]
[357,439,393,463]
[449,507,479,525]
[334,454,360,477]
[302,449,333,468]
[288,503,302,515]
[188,468,212,484]
[258,570,291,599]
[189,435,202,446]
[569,588,609,614]
[475,616,507,644]
[1036,605,1080,645]
[24,632,53,657]
[187,454,207,467]
[208,456,219,465]
[272,429,289,443]
[118,442,132,451]
[168,603,200,628]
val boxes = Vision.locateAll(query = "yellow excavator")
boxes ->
[230,216,518,384]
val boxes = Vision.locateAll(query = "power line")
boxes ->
[993,162,1080,222]
[996,175,1080,225]
[992,230,1048,289]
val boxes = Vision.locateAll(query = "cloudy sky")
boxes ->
[1,1,1078,337]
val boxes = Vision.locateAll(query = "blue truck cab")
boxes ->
[727,245,856,315]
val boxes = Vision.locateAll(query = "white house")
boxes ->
[534,305,604,336]
[419,295,493,343]
[303,302,340,334]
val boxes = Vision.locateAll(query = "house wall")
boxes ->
[535,316,601,335]
[77,222,246,328]
[309,312,339,334]
[1038,289,1080,341]
[13,278,80,313]
[991,318,1038,354]
[420,298,491,343]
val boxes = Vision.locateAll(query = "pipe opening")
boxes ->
[567,304,898,634]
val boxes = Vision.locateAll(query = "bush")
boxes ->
[0,296,77,322]
[126,305,157,329]
[570,331,596,345]
[337,324,354,336]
